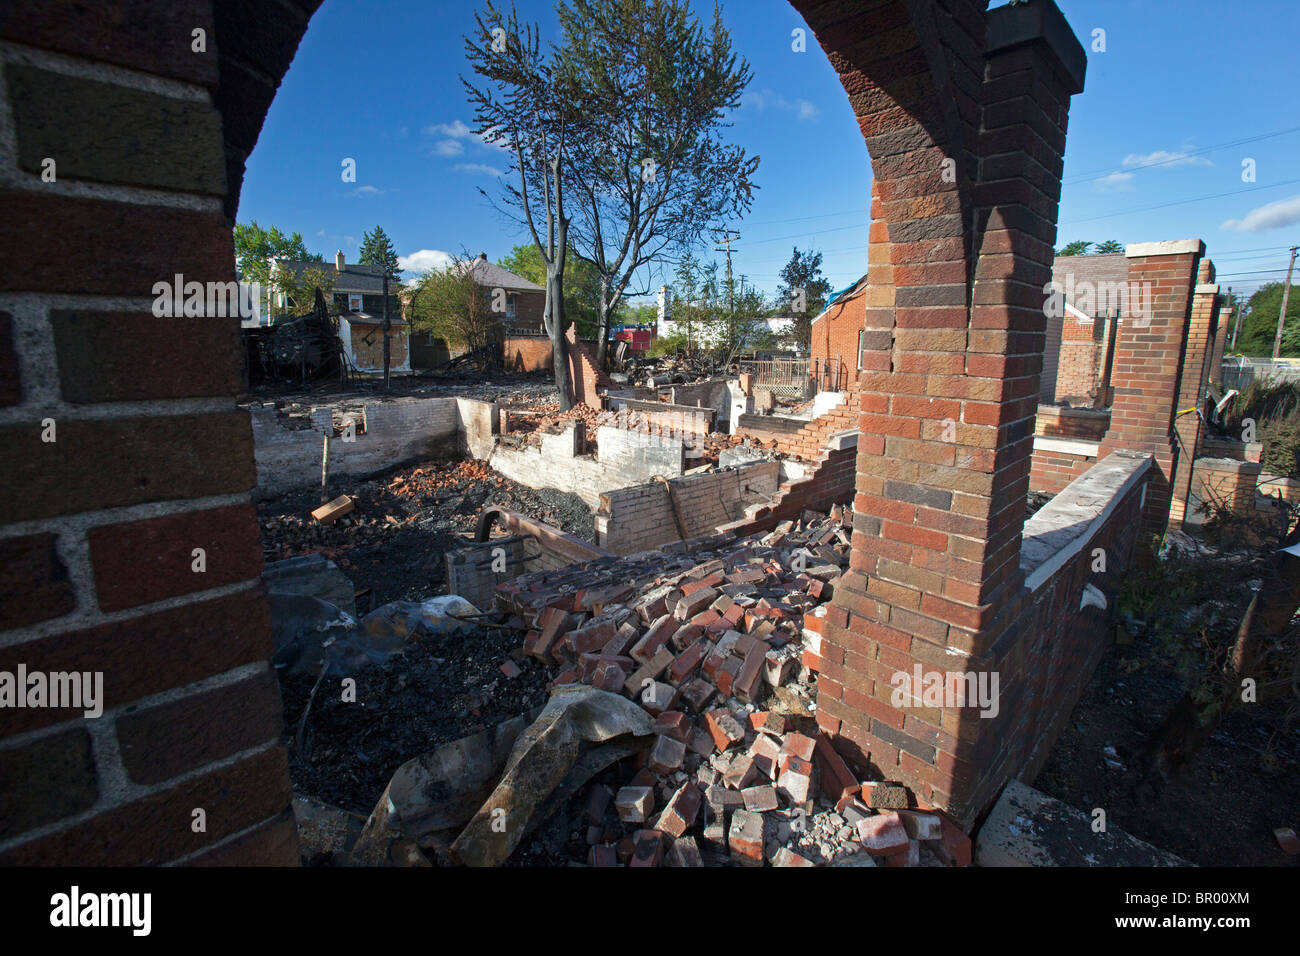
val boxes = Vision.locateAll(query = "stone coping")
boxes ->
[1020,452,1153,593]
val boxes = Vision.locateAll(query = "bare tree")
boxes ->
[555,0,759,368]
[464,2,577,409]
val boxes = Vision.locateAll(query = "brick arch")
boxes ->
[791,0,1089,827]
[0,0,1082,863]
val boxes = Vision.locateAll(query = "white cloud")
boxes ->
[432,139,464,157]
[352,185,384,196]
[454,162,504,177]
[398,249,454,274]
[1222,193,1300,233]
[424,120,475,139]
[1093,171,1135,192]
[741,88,819,121]
[1121,149,1212,170]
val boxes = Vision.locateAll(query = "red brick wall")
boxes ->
[566,327,610,410]
[503,335,553,372]
[810,292,865,390]
[1098,241,1205,534]
[0,0,315,865]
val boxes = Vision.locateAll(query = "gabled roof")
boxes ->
[279,259,391,294]
[812,272,869,324]
[462,256,544,292]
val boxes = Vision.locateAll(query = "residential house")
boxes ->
[279,251,410,374]
[808,273,869,392]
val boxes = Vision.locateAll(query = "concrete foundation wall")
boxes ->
[489,423,685,507]
[250,396,463,497]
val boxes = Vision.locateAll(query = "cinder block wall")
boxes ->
[596,462,781,553]
[0,0,326,864]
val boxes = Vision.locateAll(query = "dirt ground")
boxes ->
[257,458,594,613]
[1036,548,1300,867]
[279,619,548,817]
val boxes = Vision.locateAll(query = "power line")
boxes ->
[1060,178,1300,226]
[1061,125,1300,185]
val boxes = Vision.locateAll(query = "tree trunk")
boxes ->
[546,272,573,412]
[595,276,610,370]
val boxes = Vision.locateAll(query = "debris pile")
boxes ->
[472,505,973,867]
[258,458,593,610]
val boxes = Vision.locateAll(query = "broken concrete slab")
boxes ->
[975,780,1191,867]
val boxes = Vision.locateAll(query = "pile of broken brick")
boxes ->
[494,506,972,867]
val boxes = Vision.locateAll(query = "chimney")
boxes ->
[335,250,345,272]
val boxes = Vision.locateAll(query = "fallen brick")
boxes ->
[862,781,909,810]
[668,836,704,867]
[728,810,765,865]
[704,708,746,751]
[741,785,779,812]
[614,786,655,823]
[898,810,942,841]
[772,846,816,868]
[658,782,702,838]
[630,829,665,867]
[813,734,860,806]
[858,811,909,856]
[648,734,686,775]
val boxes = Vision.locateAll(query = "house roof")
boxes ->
[812,272,869,324]
[462,256,544,292]
[279,259,391,294]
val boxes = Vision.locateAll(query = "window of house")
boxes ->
[348,293,363,312]
[507,293,517,318]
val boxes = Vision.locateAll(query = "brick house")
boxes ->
[808,273,868,391]
[404,254,546,368]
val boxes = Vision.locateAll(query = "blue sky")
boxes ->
[239,0,1300,302]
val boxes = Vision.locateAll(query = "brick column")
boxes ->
[817,0,1087,827]
[1169,260,1222,527]
[0,1,317,865]
[1098,240,1205,535]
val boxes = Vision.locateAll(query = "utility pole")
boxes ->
[713,228,740,318]
[1228,286,1242,350]
[1271,245,1298,360]
[382,270,391,390]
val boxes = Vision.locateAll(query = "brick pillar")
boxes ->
[817,0,1087,827]
[1098,240,1205,535]
[1208,296,1230,385]
[1169,260,1222,528]
[0,1,316,865]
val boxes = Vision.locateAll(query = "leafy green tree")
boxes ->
[405,253,495,350]
[554,0,759,368]
[275,265,336,317]
[1094,239,1125,254]
[233,221,319,285]
[776,246,833,349]
[498,243,602,338]
[1236,281,1300,356]
[359,225,400,279]
[1056,240,1093,256]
